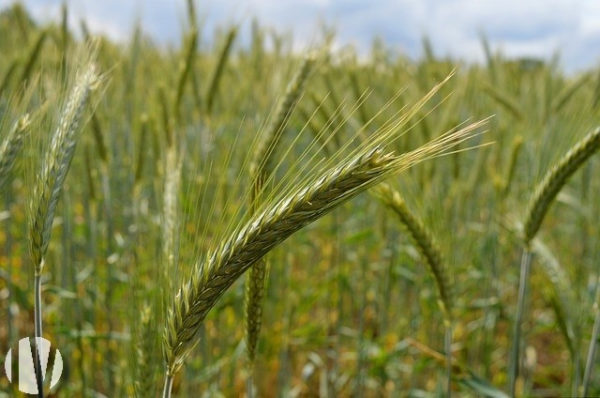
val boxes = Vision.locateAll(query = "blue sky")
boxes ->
[1,0,599,72]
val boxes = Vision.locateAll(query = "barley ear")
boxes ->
[205,27,237,114]
[30,62,99,273]
[0,58,19,98]
[523,127,600,245]
[134,304,159,398]
[251,55,315,178]
[174,30,198,121]
[375,183,452,322]
[0,114,30,189]
[501,135,523,196]
[163,118,483,379]
[483,84,523,121]
[19,30,47,86]
[165,147,399,377]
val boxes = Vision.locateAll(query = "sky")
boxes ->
[1,0,599,73]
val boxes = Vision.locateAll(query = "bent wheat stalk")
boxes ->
[161,119,485,397]
[510,127,600,396]
[29,61,98,398]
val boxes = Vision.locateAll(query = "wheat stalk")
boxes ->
[0,114,30,188]
[375,183,452,320]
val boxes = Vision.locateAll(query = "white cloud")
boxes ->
[1,0,598,72]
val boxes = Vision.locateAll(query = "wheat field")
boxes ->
[1,2,600,397]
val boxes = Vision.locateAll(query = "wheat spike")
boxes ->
[30,62,99,273]
[523,127,600,244]
[252,55,315,177]
[375,183,452,321]
[0,114,30,188]
[163,119,484,376]
[205,27,237,114]
[134,304,159,398]
[165,147,394,375]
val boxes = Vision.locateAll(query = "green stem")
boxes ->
[582,276,600,396]
[509,249,532,397]
[34,272,44,398]
[162,373,173,398]
[246,370,255,398]
[445,324,453,397]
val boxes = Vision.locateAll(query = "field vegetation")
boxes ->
[1,2,600,397]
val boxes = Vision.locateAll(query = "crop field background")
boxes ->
[0,2,600,397]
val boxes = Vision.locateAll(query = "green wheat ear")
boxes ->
[162,117,485,394]
[30,62,100,272]
[375,183,452,321]
[205,27,238,115]
[523,127,600,245]
[0,114,30,189]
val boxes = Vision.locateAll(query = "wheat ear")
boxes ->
[162,120,484,395]
[30,63,99,271]
[523,127,600,244]
[19,30,47,86]
[174,30,198,120]
[205,27,237,114]
[0,114,30,188]
[0,58,19,98]
[375,183,452,320]
[483,85,523,121]
[501,135,523,197]
[134,304,159,398]
[245,56,315,370]
[165,147,395,377]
